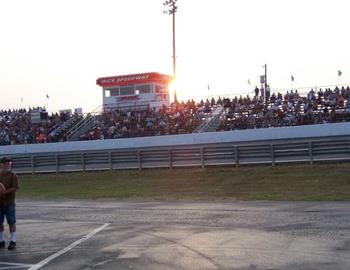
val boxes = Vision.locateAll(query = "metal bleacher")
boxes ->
[66,105,103,141]
[49,114,83,139]
[193,105,225,133]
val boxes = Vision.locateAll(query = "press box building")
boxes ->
[96,72,172,111]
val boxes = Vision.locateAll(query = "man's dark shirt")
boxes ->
[0,170,19,206]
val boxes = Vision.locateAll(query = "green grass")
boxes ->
[17,163,350,201]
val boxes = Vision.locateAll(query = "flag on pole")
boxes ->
[291,75,294,82]
[338,70,342,77]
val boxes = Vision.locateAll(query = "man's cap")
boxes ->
[0,157,12,163]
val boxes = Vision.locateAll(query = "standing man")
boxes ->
[0,157,19,250]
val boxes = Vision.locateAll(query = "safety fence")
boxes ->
[7,135,350,174]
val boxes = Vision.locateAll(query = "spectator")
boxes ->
[1,85,350,145]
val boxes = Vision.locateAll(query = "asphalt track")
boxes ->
[0,199,349,270]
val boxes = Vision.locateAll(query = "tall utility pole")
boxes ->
[264,64,267,90]
[163,0,178,102]
[263,64,267,106]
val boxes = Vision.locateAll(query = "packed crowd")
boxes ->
[0,108,73,145]
[217,85,350,131]
[78,100,211,140]
[1,85,349,145]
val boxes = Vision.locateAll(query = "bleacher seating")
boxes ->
[1,86,349,145]
[0,108,75,145]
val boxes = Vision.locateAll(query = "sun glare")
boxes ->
[168,78,179,102]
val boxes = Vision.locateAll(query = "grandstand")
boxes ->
[0,85,350,146]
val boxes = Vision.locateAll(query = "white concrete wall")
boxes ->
[1,122,349,155]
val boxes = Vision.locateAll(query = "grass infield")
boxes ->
[17,163,350,201]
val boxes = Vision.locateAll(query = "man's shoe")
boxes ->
[0,241,5,248]
[7,241,16,250]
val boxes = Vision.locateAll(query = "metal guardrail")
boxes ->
[8,135,350,174]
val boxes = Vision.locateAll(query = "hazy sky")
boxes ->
[1,0,349,113]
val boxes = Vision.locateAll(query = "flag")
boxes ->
[291,75,294,82]
[338,70,342,77]
[247,79,251,85]
[46,94,49,99]
[207,84,210,91]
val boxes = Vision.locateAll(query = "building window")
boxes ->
[106,88,119,96]
[135,84,151,94]
[110,89,119,96]
[155,85,168,94]
[120,85,134,96]
[155,85,162,94]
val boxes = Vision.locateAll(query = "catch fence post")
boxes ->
[31,155,35,174]
[309,141,313,165]
[270,144,275,166]
[168,149,172,169]
[81,153,85,172]
[55,154,59,173]
[200,146,205,168]
[108,151,112,171]
[137,150,142,170]
[234,146,239,167]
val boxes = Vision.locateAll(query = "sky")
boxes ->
[1,0,349,113]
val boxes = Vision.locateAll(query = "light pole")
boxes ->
[262,64,267,106]
[163,0,178,102]
[264,64,267,90]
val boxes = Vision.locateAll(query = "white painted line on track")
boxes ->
[0,266,31,270]
[0,262,34,270]
[0,262,33,267]
[28,223,110,270]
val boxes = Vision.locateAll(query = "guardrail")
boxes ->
[8,135,350,174]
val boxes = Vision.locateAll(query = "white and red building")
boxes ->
[96,72,172,111]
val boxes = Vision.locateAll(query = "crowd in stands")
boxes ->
[218,85,350,131]
[1,85,350,145]
[78,100,209,140]
[0,107,73,145]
